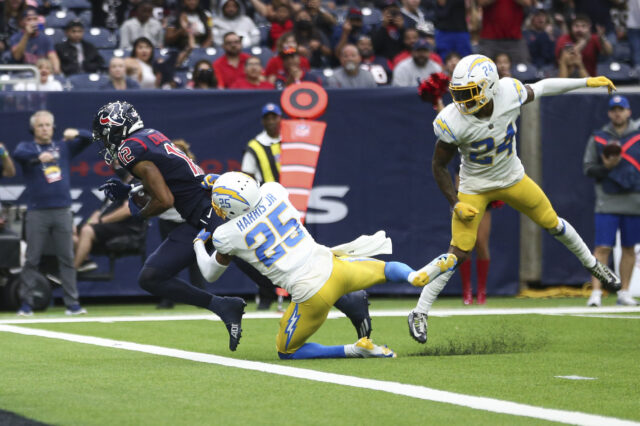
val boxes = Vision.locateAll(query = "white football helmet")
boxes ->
[449,54,499,115]
[211,172,261,219]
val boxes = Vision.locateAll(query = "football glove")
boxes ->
[201,173,220,190]
[127,196,142,218]
[99,178,133,201]
[453,202,479,221]
[194,228,211,244]
[586,76,616,94]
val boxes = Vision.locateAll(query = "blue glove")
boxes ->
[128,197,142,218]
[201,174,220,189]
[194,228,211,244]
[99,178,133,201]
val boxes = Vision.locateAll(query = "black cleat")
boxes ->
[218,297,246,351]
[335,290,372,339]
[407,310,427,344]
[587,260,622,292]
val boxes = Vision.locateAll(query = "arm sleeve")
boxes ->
[12,142,39,165]
[194,241,229,282]
[529,78,587,99]
[68,129,93,157]
[582,135,609,180]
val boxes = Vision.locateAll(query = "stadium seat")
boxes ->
[45,10,77,28]
[183,47,222,70]
[43,27,65,45]
[53,74,72,90]
[613,41,632,64]
[59,0,91,9]
[258,24,270,47]
[597,62,638,85]
[511,63,538,83]
[247,46,274,66]
[98,48,128,67]
[173,70,191,87]
[77,10,92,27]
[361,7,382,29]
[84,27,117,49]
[67,72,108,89]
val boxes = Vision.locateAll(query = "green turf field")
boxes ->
[1,297,639,425]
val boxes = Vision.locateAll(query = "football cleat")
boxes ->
[353,337,396,358]
[65,304,87,315]
[407,310,428,344]
[616,291,639,306]
[409,254,457,287]
[586,261,621,292]
[218,297,246,351]
[17,303,33,317]
[587,290,602,307]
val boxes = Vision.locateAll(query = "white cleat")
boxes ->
[616,291,639,306]
[587,290,602,307]
[409,254,457,287]
[353,337,396,358]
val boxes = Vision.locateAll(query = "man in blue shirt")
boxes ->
[13,110,92,316]
[9,7,60,74]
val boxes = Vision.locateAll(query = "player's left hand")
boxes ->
[99,178,133,201]
[201,173,220,189]
[127,197,142,218]
[586,76,616,94]
[193,228,211,244]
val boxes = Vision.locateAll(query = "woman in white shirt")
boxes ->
[13,58,64,91]
[124,37,159,88]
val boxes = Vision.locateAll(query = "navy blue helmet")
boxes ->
[92,101,144,164]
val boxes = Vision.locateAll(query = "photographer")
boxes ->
[372,0,406,60]
[8,7,60,73]
[557,43,588,78]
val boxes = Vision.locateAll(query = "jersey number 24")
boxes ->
[469,123,515,165]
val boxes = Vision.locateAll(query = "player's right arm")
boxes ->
[193,229,232,282]
[432,140,459,207]
[130,160,175,218]
[523,76,616,105]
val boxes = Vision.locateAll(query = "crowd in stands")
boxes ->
[0,0,638,90]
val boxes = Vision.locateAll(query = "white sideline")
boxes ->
[1,305,640,325]
[0,324,637,426]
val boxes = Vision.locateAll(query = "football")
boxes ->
[129,185,151,208]
[603,143,622,158]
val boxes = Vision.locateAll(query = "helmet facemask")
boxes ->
[449,78,493,115]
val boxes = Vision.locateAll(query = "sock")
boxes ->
[476,259,490,295]
[208,295,227,315]
[460,259,472,294]
[278,342,347,359]
[550,217,596,267]
[384,261,414,282]
[415,269,454,314]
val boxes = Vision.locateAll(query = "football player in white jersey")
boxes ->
[193,172,455,359]
[408,54,622,344]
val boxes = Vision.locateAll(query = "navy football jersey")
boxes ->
[116,128,211,226]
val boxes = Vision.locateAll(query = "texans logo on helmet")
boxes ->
[99,103,126,126]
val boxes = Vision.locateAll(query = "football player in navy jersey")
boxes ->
[92,101,247,351]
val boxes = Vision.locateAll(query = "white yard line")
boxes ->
[1,306,639,325]
[0,324,637,426]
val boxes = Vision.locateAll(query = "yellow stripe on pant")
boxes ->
[451,174,560,251]
[276,256,386,354]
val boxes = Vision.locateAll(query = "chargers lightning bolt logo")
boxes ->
[284,304,300,350]
[213,186,250,206]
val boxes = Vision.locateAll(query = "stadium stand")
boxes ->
[84,27,118,49]
[511,63,538,83]
[597,62,638,85]
[45,10,77,28]
[67,72,108,89]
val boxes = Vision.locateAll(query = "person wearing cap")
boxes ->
[9,6,60,74]
[328,44,377,88]
[392,26,442,69]
[55,19,103,76]
[229,55,275,89]
[274,46,324,89]
[583,96,640,307]
[372,0,406,60]
[119,0,164,50]
[332,7,370,58]
[392,38,442,86]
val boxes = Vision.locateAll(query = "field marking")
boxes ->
[1,306,639,325]
[565,314,640,319]
[555,376,597,381]
[0,325,637,426]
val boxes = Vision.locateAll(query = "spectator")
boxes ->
[357,34,392,85]
[213,0,260,48]
[92,0,130,32]
[332,7,370,58]
[165,0,213,49]
[264,32,311,84]
[555,14,613,77]
[13,111,92,316]
[628,0,640,70]
[372,0,406,61]
[392,26,442,69]
[400,0,430,30]
[443,50,461,76]
[0,0,27,52]
[392,38,442,86]
[213,31,250,88]
[328,44,377,88]
[495,51,511,78]
[274,46,324,89]
[124,36,159,88]
[292,8,332,68]
[267,3,293,50]
[9,7,60,73]
[119,0,164,49]
[248,0,293,22]
[434,0,471,59]
[13,57,63,91]
[583,96,640,307]
[556,43,588,78]
[302,0,336,40]
[522,8,557,69]
[188,59,219,88]
[229,55,275,89]
[477,0,532,64]
[55,19,103,76]
[575,0,618,47]
[101,57,141,90]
